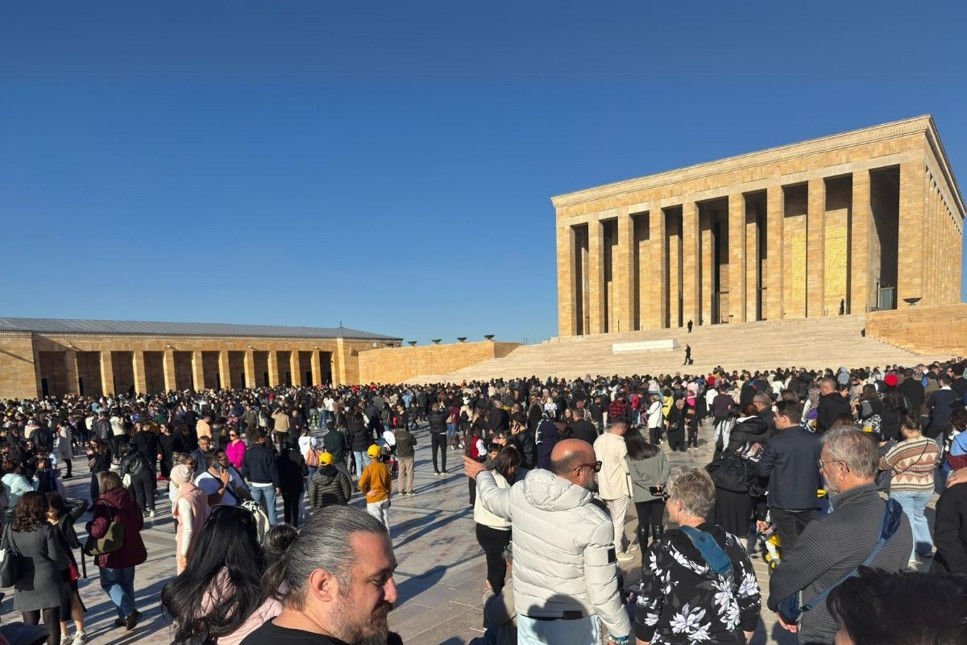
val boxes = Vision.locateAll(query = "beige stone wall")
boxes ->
[554,116,965,336]
[0,332,389,399]
[358,341,521,384]
[0,333,39,400]
[866,304,967,355]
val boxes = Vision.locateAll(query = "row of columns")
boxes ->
[60,347,334,396]
[561,163,928,335]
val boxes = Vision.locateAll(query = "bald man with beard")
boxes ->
[465,439,632,645]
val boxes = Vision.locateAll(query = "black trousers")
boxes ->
[90,472,102,502]
[475,523,512,594]
[649,426,663,445]
[770,507,816,553]
[431,434,447,473]
[635,499,666,545]
[129,472,155,512]
[282,490,302,526]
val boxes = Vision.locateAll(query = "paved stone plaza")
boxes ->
[0,421,934,644]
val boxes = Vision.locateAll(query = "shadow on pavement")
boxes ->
[395,564,447,607]
[393,506,472,549]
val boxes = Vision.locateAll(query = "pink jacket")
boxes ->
[226,440,247,469]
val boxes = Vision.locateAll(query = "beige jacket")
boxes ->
[593,432,629,500]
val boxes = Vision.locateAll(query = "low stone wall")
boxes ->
[866,304,967,355]
[358,341,520,384]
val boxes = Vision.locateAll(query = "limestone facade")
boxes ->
[866,303,967,356]
[0,320,400,400]
[358,340,520,384]
[553,116,965,336]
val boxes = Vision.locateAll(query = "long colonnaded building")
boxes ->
[553,115,965,336]
[0,318,401,400]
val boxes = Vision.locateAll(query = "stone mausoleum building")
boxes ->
[553,115,965,336]
[0,318,400,400]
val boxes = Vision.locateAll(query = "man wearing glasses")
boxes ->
[465,439,632,645]
[768,427,912,643]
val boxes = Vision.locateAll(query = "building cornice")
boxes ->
[551,115,965,220]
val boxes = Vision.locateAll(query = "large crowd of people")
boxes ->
[0,357,966,644]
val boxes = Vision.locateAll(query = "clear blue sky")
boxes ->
[2,1,965,344]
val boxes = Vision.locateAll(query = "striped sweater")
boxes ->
[880,436,939,492]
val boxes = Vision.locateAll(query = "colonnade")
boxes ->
[557,160,962,336]
[46,344,341,397]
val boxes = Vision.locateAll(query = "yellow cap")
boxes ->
[318,452,333,466]
[366,444,381,459]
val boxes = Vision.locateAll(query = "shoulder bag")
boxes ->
[678,525,734,583]
[83,504,125,557]
[778,498,903,624]
[0,524,22,587]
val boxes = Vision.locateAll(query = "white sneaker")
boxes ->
[60,635,73,645]
[148,510,156,518]
[74,632,89,645]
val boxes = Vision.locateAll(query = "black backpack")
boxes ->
[706,452,754,494]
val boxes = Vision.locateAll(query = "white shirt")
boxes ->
[194,469,238,507]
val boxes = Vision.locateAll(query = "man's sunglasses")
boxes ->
[575,460,602,473]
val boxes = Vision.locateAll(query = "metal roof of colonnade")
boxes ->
[0,317,401,341]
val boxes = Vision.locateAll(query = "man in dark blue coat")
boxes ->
[757,400,821,551]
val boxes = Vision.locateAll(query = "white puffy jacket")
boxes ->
[476,468,632,638]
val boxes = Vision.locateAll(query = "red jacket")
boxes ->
[87,487,147,569]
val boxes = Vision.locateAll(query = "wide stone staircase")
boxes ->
[409,314,950,383]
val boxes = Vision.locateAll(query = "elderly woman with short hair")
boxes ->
[635,467,761,644]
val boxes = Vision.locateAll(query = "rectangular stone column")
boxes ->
[587,220,605,334]
[897,162,926,303]
[191,350,205,391]
[728,193,747,323]
[745,201,759,322]
[806,177,826,316]
[163,350,176,391]
[615,213,634,333]
[648,209,668,329]
[267,351,280,387]
[850,170,872,313]
[99,351,115,396]
[219,351,233,390]
[63,350,80,395]
[132,351,147,395]
[244,349,256,388]
[682,202,700,327]
[700,212,713,325]
[289,351,302,386]
[765,184,784,320]
[557,225,576,336]
[310,351,322,386]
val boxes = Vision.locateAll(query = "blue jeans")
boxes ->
[518,614,600,645]
[250,485,278,525]
[446,422,457,442]
[99,566,137,619]
[353,450,367,475]
[891,489,933,559]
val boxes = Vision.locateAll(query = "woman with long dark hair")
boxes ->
[625,426,670,549]
[162,505,267,644]
[46,493,88,645]
[473,446,521,594]
[4,491,70,645]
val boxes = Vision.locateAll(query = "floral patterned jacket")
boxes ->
[636,523,761,644]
